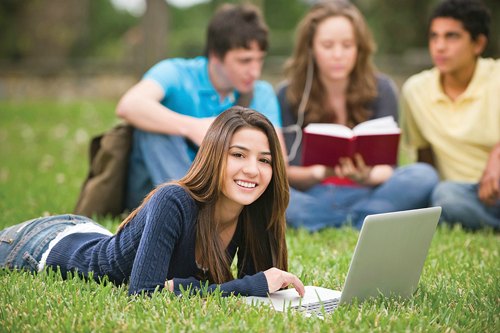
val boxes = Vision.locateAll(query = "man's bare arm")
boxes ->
[478,142,500,205]
[115,79,213,145]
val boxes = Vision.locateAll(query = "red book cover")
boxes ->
[301,116,401,167]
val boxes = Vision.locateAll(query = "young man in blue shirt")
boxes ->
[116,4,281,210]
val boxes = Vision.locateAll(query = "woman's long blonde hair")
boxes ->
[285,0,377,127]
[118,107,289,284]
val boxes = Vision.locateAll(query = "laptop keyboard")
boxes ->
[290,298,340,315]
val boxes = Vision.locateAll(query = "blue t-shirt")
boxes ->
[143,56,281,126]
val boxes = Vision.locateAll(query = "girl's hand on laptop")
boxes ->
[264,267,305,297]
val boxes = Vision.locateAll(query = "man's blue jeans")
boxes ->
[287,163,440,231]
[431,181,500,230]
[126,129,193,210]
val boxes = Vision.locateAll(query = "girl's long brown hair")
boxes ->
[285,0,377,127]
[118,107,289,284]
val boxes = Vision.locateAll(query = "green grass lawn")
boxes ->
[0,100,499,332]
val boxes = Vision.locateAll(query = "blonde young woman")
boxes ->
[0,107,304,297]
[279,0,439,231]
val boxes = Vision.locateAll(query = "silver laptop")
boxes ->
[245,206,442,316]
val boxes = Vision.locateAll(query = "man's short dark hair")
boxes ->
[429,0,491,41]
[205,3,269,58]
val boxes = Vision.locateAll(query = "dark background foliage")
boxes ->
[0,0,498,92]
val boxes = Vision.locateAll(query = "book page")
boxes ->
[303,123,353,138]
[352,116,400,135]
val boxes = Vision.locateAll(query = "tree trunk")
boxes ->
[15,0,89,73]
[140,0,169,72]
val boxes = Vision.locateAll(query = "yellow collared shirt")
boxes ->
[401,58,500,182]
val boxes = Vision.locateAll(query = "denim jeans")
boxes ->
[287,163,440,231]
[431,181,500,230]
[126,129,193,210]
[0,214,97,272]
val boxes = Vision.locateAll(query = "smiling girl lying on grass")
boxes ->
[0,106,305,297]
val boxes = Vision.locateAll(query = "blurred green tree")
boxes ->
[0,0,138,73]
[355,0,499,57]
[0,0,497,75]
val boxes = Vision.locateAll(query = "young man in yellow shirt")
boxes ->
[401,0,499,230]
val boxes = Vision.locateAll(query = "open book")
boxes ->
[302,116,400,167]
